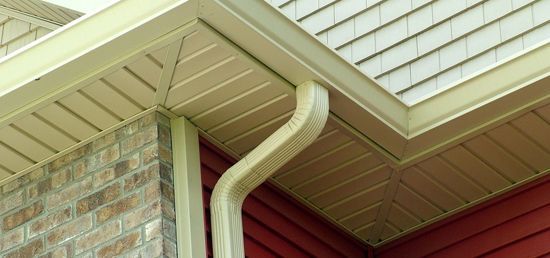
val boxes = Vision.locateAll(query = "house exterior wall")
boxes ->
[0,14,51,58]
[0,112,176,258]
[199,138,371,258]
[375,176,550,258]
[269,0,550,103]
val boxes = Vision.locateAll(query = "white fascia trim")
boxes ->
[0,0,546,164]
[200,0,409,157]
[197,0,550,161]
[203,0,408,127]
[0,0,198,127]
[408,40,550,136]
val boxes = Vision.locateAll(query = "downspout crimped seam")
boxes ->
[210,81,330,258]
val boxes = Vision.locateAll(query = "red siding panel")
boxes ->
[483,229,550,258]
[199,138,370,258]
[376,176,550,258]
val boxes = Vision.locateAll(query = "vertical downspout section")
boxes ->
[210,81,329,258]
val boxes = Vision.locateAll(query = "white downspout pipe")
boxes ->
[210,81,329,258]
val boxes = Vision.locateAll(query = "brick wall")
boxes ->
[0,112,176,258]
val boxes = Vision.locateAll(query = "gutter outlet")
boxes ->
[210,81,329,258]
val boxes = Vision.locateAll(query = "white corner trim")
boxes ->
[171,116,207,258]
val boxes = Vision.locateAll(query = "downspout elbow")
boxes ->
[210,81,329,258]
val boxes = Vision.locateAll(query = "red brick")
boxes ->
[28,168,71,199]
[5,238,44,258]
[95,193,141,224]
[2,168,44,194]
[124,201,162,229]
[47,177,92,209]
[49,145,90,171]
[96,231,141,258]
[75,220,121,254]
[37,243,73,258]
[121,126,158,156]
[47,214,92,245]
[124,164,159,192]
[76,183,121,215]
[2,201,44,231]
[86,144,120,171]
[29,207,72,238]
[0,190,24,216]
[0,228,24,252]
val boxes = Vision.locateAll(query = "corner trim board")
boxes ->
[171,116,208,258]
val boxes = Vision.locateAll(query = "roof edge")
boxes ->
[0,0,197,127]
[200,0,410,157]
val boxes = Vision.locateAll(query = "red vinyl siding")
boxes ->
[376,176,550,258]
[199,138,370,258]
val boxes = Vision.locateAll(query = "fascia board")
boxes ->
[204,0,550,164]
[197,0,550,163]
[0,0,198,127]
[408,40,550,136]
[401,41,550,163]
[401,75,550,166]
[0,0,547,166]
[199,0,410,158]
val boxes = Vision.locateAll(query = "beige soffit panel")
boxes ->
[403,41,550,165]
[0,0,548,249]
[375,105,550,245]
[3,0,546,166]
[199,0,410,159]
[0,1,395,246]
[0,0,198,125]
[199,0,550,164]
[0,0,200,182]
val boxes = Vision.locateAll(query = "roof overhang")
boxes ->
[198,0,550,165]
[0,0,548,247]
[1,0,548,166]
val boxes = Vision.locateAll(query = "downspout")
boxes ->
[210,81,329,258]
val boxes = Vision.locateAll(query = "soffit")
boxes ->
[202,0,550,164]
[0,0,548,248]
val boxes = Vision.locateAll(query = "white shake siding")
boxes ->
[0,14,52,58]
[268,0,550,103]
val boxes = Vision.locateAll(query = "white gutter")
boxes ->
[210,81,329,258]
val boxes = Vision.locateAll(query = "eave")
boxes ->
[201,0,550,164]
[0,0,548,247]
